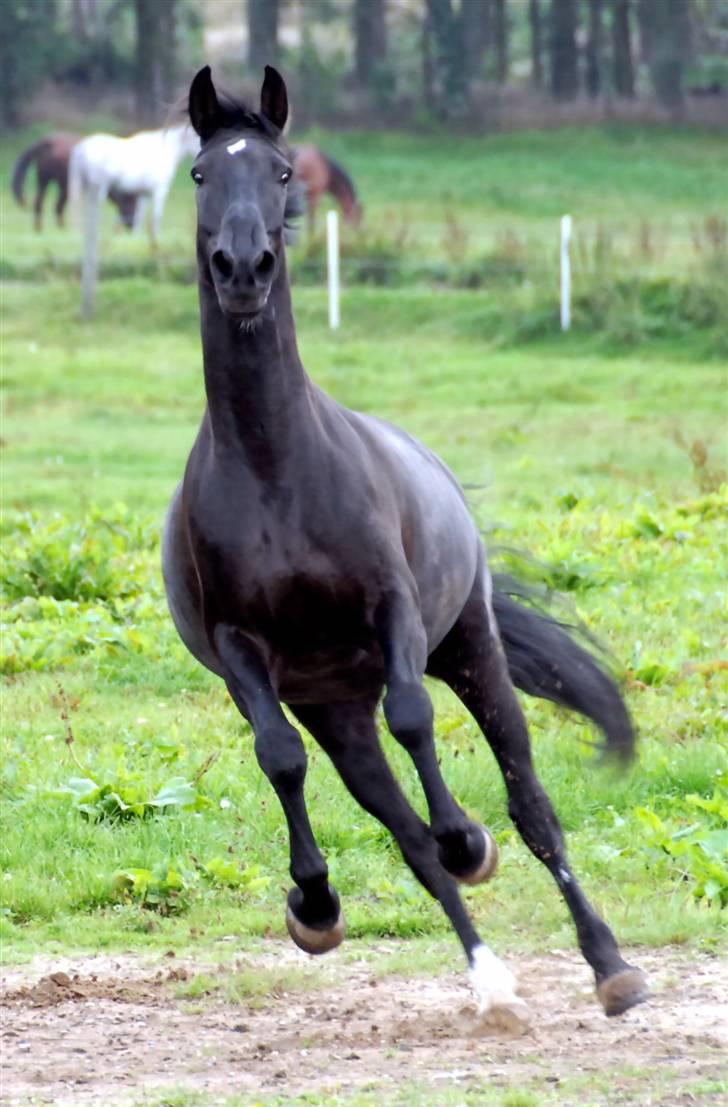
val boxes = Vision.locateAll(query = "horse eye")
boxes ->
[279,170,292,185]
[191,168,203,185]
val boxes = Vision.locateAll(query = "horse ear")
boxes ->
[189,66,223,141]
[260,65,288,131]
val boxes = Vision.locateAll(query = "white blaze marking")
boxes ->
[226,138,248,155]
[469,944,521,1013]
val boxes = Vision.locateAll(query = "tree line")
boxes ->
[1,0,726,129]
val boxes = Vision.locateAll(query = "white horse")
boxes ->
[69,123,200,243]
[69,123,199,317]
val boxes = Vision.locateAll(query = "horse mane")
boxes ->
[321,152,358,207]
[181,87,283,148]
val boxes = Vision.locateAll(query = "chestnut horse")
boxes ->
[11,133,139,231]
[163,64,648,1029]
[294,144,362,231]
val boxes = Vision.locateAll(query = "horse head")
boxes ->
[188,65,300,322]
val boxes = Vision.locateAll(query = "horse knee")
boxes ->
[384,682,433,746]
[254,723,307,792]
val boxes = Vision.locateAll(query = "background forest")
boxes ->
[1,0,727,130]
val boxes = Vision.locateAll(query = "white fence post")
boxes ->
[560,214,572,332]
[327,209,340,331]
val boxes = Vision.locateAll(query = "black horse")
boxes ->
[163,65,648,1028]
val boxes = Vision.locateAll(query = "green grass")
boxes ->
[1,124,726,965]
[130,1071,728,1107]
[2,122,727,278]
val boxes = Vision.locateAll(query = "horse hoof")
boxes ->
[480,998,532,1035]
[286,904,345,955]
[455,825,499,886]
[597,967,649,1017]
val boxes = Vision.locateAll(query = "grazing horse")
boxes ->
[68,123,199,243]
[12,133,139,231]
[294,143,362,231]
[163,65,648,1028]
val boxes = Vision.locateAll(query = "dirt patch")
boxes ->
[3,965,191,1009]
[1,943,726,1106]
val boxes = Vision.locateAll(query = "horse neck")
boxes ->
[157,127,191,172]
[327,168,355,218]
[198,248,313,477]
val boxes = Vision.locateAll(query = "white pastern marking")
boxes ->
[469,944,521,1013]
[226,138,248,155]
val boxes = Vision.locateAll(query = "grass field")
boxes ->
[1,122,727,1106]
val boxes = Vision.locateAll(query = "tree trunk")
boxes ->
[421,7,436,112]
[644,0,690,110]
[462,0,492,83]
[636,0,653,63]
[549,0,579,100]
[425,0,467,116]
[159,0,178,105]
[585,0,603,97]
[529,0,544,88]
[354,0,387,87]
[134,0,163,123]
[494,0,508,84]
[247,0,279,72]
[611,0,635,98]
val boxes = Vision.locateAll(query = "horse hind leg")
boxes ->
[376,593,498,887]
[427,581,648,1018]
[214,624,343,954]
[56,180,68,227]
[34,178,49,231]
[293,698,529,1030]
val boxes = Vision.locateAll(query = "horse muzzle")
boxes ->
[210,244,276,319]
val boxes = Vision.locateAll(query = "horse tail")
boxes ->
[492,577,635,761]
[11,139,47,207]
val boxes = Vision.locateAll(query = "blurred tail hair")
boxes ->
[11,139,47,207]
[492,575,635,761]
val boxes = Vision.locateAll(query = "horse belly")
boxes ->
[253,569,383,699]
[277,646,384,704]
[162,486,224,678]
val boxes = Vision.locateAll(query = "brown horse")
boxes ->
[12,133,139,231]
[294,144,362,232]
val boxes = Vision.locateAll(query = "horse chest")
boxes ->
[196,510,377,646]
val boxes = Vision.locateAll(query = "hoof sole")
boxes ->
[286,905,345,955]
[456,826,499,886]
[597,968,649,1017]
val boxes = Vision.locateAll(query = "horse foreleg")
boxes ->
[149,186,170,248]
[214,624,342,953]
[81,184,105,319]
[307,194,317,236]
[375,592,498,886]
[294,698,527,1028]
[133,196,149,236]
[428,581,649,1018]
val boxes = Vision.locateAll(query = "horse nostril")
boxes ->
[211,249,235,282]
[255,250,275,280]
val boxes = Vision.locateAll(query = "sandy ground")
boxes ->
[1,941,726,1106]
